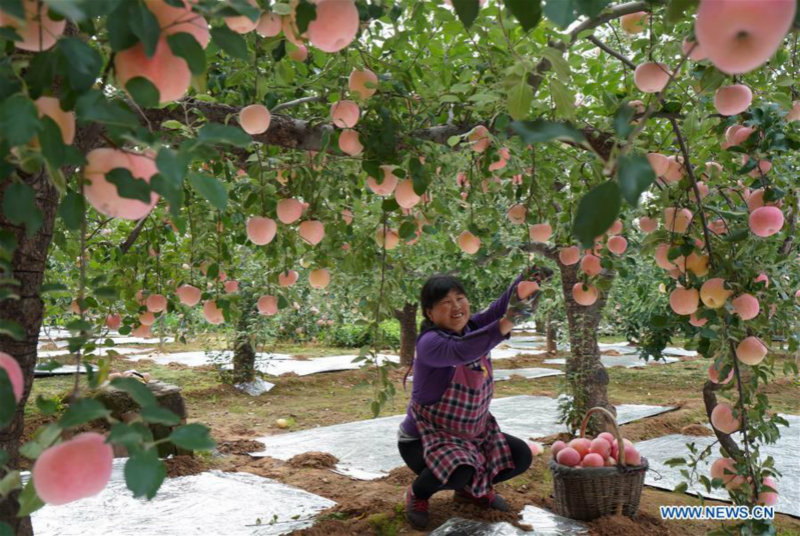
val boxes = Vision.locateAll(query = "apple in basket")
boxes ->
[551,433,643,467]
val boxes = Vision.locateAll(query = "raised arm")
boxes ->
[469,274,523,328]
[416,321,509,368]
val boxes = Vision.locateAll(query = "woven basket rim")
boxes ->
[548,457,649,477]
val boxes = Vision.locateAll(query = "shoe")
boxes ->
[405,486,429,529]
[453,488,510,512]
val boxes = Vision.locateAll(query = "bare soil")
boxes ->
[24,339,800,535]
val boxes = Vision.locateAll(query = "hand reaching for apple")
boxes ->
[522,265,554,285]
[505,287,541,325]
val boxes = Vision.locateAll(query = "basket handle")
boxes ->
[578,406,627,468]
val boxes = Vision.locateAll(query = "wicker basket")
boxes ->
[549,406,648,521]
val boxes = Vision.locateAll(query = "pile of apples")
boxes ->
[551,432,643,468]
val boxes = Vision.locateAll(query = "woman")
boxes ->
[398,267,551,529]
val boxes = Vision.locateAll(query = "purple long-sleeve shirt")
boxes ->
[400,276,522,438]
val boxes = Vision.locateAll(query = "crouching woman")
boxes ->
[398,268,550,529]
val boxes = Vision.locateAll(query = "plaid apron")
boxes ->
[410,354,514,497]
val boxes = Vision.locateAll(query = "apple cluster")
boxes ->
[550,432,642,469]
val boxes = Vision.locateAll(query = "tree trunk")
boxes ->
[559,262,615,435]
[232,292,257,384]
[546,319,558,354]
[393,302,417,367]
[534,316,545,335]
[0,169,59,535]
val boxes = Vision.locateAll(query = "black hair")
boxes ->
[418,274,467,335]
[403,274,468,389]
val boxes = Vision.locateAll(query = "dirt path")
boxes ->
[25,342,800,534]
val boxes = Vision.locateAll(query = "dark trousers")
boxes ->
[398,433,532,499]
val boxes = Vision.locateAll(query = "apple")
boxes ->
[695,0,796,75]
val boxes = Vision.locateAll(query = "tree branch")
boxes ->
[702,380,742,459]
[568,1,650,44]
[670,117,716,268]
[525,2,648,100]
[586,35,636,70]
[521,242,559,261]
[119,215,149,255]
[270,96,326,113]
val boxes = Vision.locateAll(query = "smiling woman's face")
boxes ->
[426,289,470,333]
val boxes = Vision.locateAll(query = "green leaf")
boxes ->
[409,158,429,194]
[58,190,84,230]
[576,0,610,17]
[210,26,249,61]
[196,123,251,148]
[108,422,152,448]
[125,77,161,108]
[0,0,24,19]
[35,395,60,416]
[540,47,570,81]
[572,181,621,249]
[150,174,183,217]
[20,53,51,99]
[59,398,111,428]
[17,479,44,517]
[93,285,118,300]
[188,172,228,211]
[549,79,574,120]
[2,182,43,237]
[723,228,749,242]
[227,0,260,20]
[511,119,585,144]
[41,282,68,293]
[0,320,24,341]
[673,481,689,493]
[0,369,16,429]
[75,89,138,128]
[44,0,123,21]
[507,77,532,120]
[168,423,215,451]
[151,148,187,215]
[294,0,317,34]
[613,103,635,138]
[105,168,152,203]
[19,440,43,460]
[57,38,103,92]
[141,406,181,425]
[543,0,578,28]
[39,116,67,169]
[617,153,655,206]
[110,377,158,408]
[666,0,699,24]
[128,0,161,57]
[41,0,85,21]
[125,449,166,499]
[0,94,40,146]
[167,32,206,75]
[0,470,21,499]
[504,0,541,31]
[106,2,138,52]
[398,221,417,239]
[381,198,399,212]
[451,0,480,29]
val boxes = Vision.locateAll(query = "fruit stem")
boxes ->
[669,117,716,270]
[725,334,760,504]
